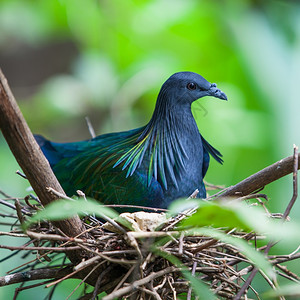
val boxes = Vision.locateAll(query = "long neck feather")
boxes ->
[114,87,194,190]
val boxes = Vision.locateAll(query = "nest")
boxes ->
[1,188,300,300]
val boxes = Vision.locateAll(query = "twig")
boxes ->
[189,189,199,198]
[276,270,300,283]
[204,180,225,190]
[74,256,101,271]
[0,199,31,215]
[66,263,103,300]
[104,204,167,212]
[0,189,13,198]
[0,231,28,238]
[15,200,25,225]
[85,116,96,138]
[13,280,54,300]
[45,263,90,288]
[126,231,178,238]
[187,259,198,300]
[24,195,40,211]
[190,238,217,254]
[92,265,113,300]
[16,170,27,179]
[46,187,74,201]
[167,276,177,299]
[271,252,300,265]
[112,265,135,292]
[283,144,298,219]
[0,244,81,252]
[26,230,95,245]
[178,232,184,255]
[138,286,162,299]
[275,264,300,281]
[78,244,137,265]
[102,266,179,300]
[236,193,268,202]
[0,267,72,287]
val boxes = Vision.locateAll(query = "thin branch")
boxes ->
[0,231,28,238]
[13,280,53,300]
[92,265,113,300]
[275,264,300,281]
[112,265,135,292]
[85,116,96,138]
[102,266,179,300]
[66,263,103,300]
[74,256,102,271]
[77,244,137,266]
[16,170,27,179]
[45,263,92,288]
[104,204,167,212]
[0,199,30,215]
[0,244,81,252]
[0,267,72,287]
[218,151,300,198]
[283,145,298,219]
[271,252,300,265]
[26,230,95,245]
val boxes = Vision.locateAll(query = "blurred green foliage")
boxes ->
[1,0,300,298]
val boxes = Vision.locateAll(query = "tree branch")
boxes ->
[0,267,72,287]
[0,68,87,263]
[218,153,300,198]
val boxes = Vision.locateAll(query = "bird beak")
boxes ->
[208,83,227,101]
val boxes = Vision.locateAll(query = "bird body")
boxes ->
[36,72,227,209]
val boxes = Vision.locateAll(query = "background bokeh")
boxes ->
[1,0,299,299]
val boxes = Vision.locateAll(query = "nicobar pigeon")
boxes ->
[35,72,227,209]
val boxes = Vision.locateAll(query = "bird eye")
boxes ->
[187,82,196,90]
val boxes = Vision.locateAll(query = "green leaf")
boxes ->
[264,282,300,298]
[24,198,128,229]
[175,199,300,242]
[179,200,253,231]
[168,197,200,216]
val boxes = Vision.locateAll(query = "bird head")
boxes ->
[159,72,227,106]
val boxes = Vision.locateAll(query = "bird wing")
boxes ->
[35,128,143,165]
[51,129,164,207]
[36,125,186,204]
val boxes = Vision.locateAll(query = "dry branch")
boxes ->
[0,267,72,287]
[218,152,300,198]
[0,69,88,264]
[0,70,85,236]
